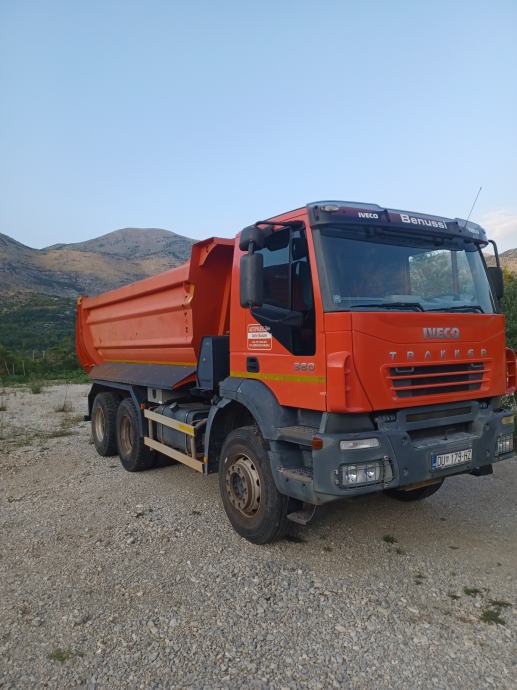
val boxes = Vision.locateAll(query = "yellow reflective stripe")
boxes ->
[106,359,197,367]
[176,422,195,435]
[230,370,325,384]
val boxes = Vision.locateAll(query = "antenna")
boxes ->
[463,186,482,227]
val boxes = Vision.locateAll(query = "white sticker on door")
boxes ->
[247,324,272,351]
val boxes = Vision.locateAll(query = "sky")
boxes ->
[0,0,516,250]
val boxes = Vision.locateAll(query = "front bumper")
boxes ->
[275,400,515,504]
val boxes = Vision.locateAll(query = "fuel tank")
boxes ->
[76,237,234,372]
[154,402,209,455]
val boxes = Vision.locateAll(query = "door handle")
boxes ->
[246,357,259,373]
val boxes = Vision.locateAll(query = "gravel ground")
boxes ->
[0,383,516,690]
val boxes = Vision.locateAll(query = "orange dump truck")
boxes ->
[77,201,516,543]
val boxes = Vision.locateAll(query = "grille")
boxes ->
[388,362,487,399]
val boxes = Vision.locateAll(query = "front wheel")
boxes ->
[219,426,289,544]
[386,479,443,502]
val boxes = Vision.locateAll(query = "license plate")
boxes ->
[431,448,472,471]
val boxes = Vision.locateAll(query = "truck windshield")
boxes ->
[314,226,495,314]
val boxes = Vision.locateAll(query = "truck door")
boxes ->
[232,224,326,411]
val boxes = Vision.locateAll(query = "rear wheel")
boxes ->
[91,392,119,456]
[116,398,156,472]
[386,480,443,502]
[219,426,288,544]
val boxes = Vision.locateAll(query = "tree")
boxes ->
[502,270,517,350]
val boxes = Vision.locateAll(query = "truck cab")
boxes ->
[78,201,516,543]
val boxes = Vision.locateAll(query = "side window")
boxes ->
[261,228,290,309]
[254,227,315,355]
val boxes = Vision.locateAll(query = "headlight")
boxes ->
[340,460,384,487]
[496,433,514,455]
[340,438,380,450]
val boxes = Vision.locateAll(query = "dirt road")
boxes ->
[1,384,516,689]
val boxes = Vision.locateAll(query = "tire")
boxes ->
[116,398,156,472]
[386,479,443,502]
[91,392,119,457]
[219,426,289,544]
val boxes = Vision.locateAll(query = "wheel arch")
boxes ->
[205,378,295,471]
[88,381,146,435]
[205,399,255,471]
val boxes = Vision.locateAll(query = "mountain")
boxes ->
[485,248,517,274]
[0,227,514,303]
[499,248,517,274]
[0,227,195,301]
[45,227,193,260]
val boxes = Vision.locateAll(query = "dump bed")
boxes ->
[76,237,234,385]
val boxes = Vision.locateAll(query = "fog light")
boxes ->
[496,433,514,455]
[340,460,384,487]
[340,438,380,450]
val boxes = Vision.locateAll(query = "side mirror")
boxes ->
[487,266,504,300]
[240,253,263,308]
[239,225,270,252]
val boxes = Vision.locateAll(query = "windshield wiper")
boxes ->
[426,305,484,313]
[348,302,424,312]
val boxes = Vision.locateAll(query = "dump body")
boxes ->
[76,237,234,372]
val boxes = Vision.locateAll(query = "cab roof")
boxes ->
[306,200,487,243]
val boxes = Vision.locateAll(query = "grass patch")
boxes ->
[54,400,73,413]
[47,428,75,439]
[29,381,43,394]
[382,534,398,544]
[395,547,406,555]
[448,593,461,600]
[489,599,511,609]
[48,648,84,663]
[481,608,506,625]
[481,599,512,625]
[58,414,83,430]
[463,586,482,597]
[43,415,83,439]
[414,573,426,585]
[285,534,306,544]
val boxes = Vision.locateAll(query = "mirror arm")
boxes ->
[489,239,501,268]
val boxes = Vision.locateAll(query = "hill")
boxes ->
[0,227,194,301]
[45,227,193,261]
[499,248,517,274]
[485,248,517,274]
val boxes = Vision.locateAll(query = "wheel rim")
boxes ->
[119,415,133,456]
[94,406,105,441]
[225,453,261,517]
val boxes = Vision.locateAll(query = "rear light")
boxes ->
[506,348,516,394]
[496,433,514,456]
